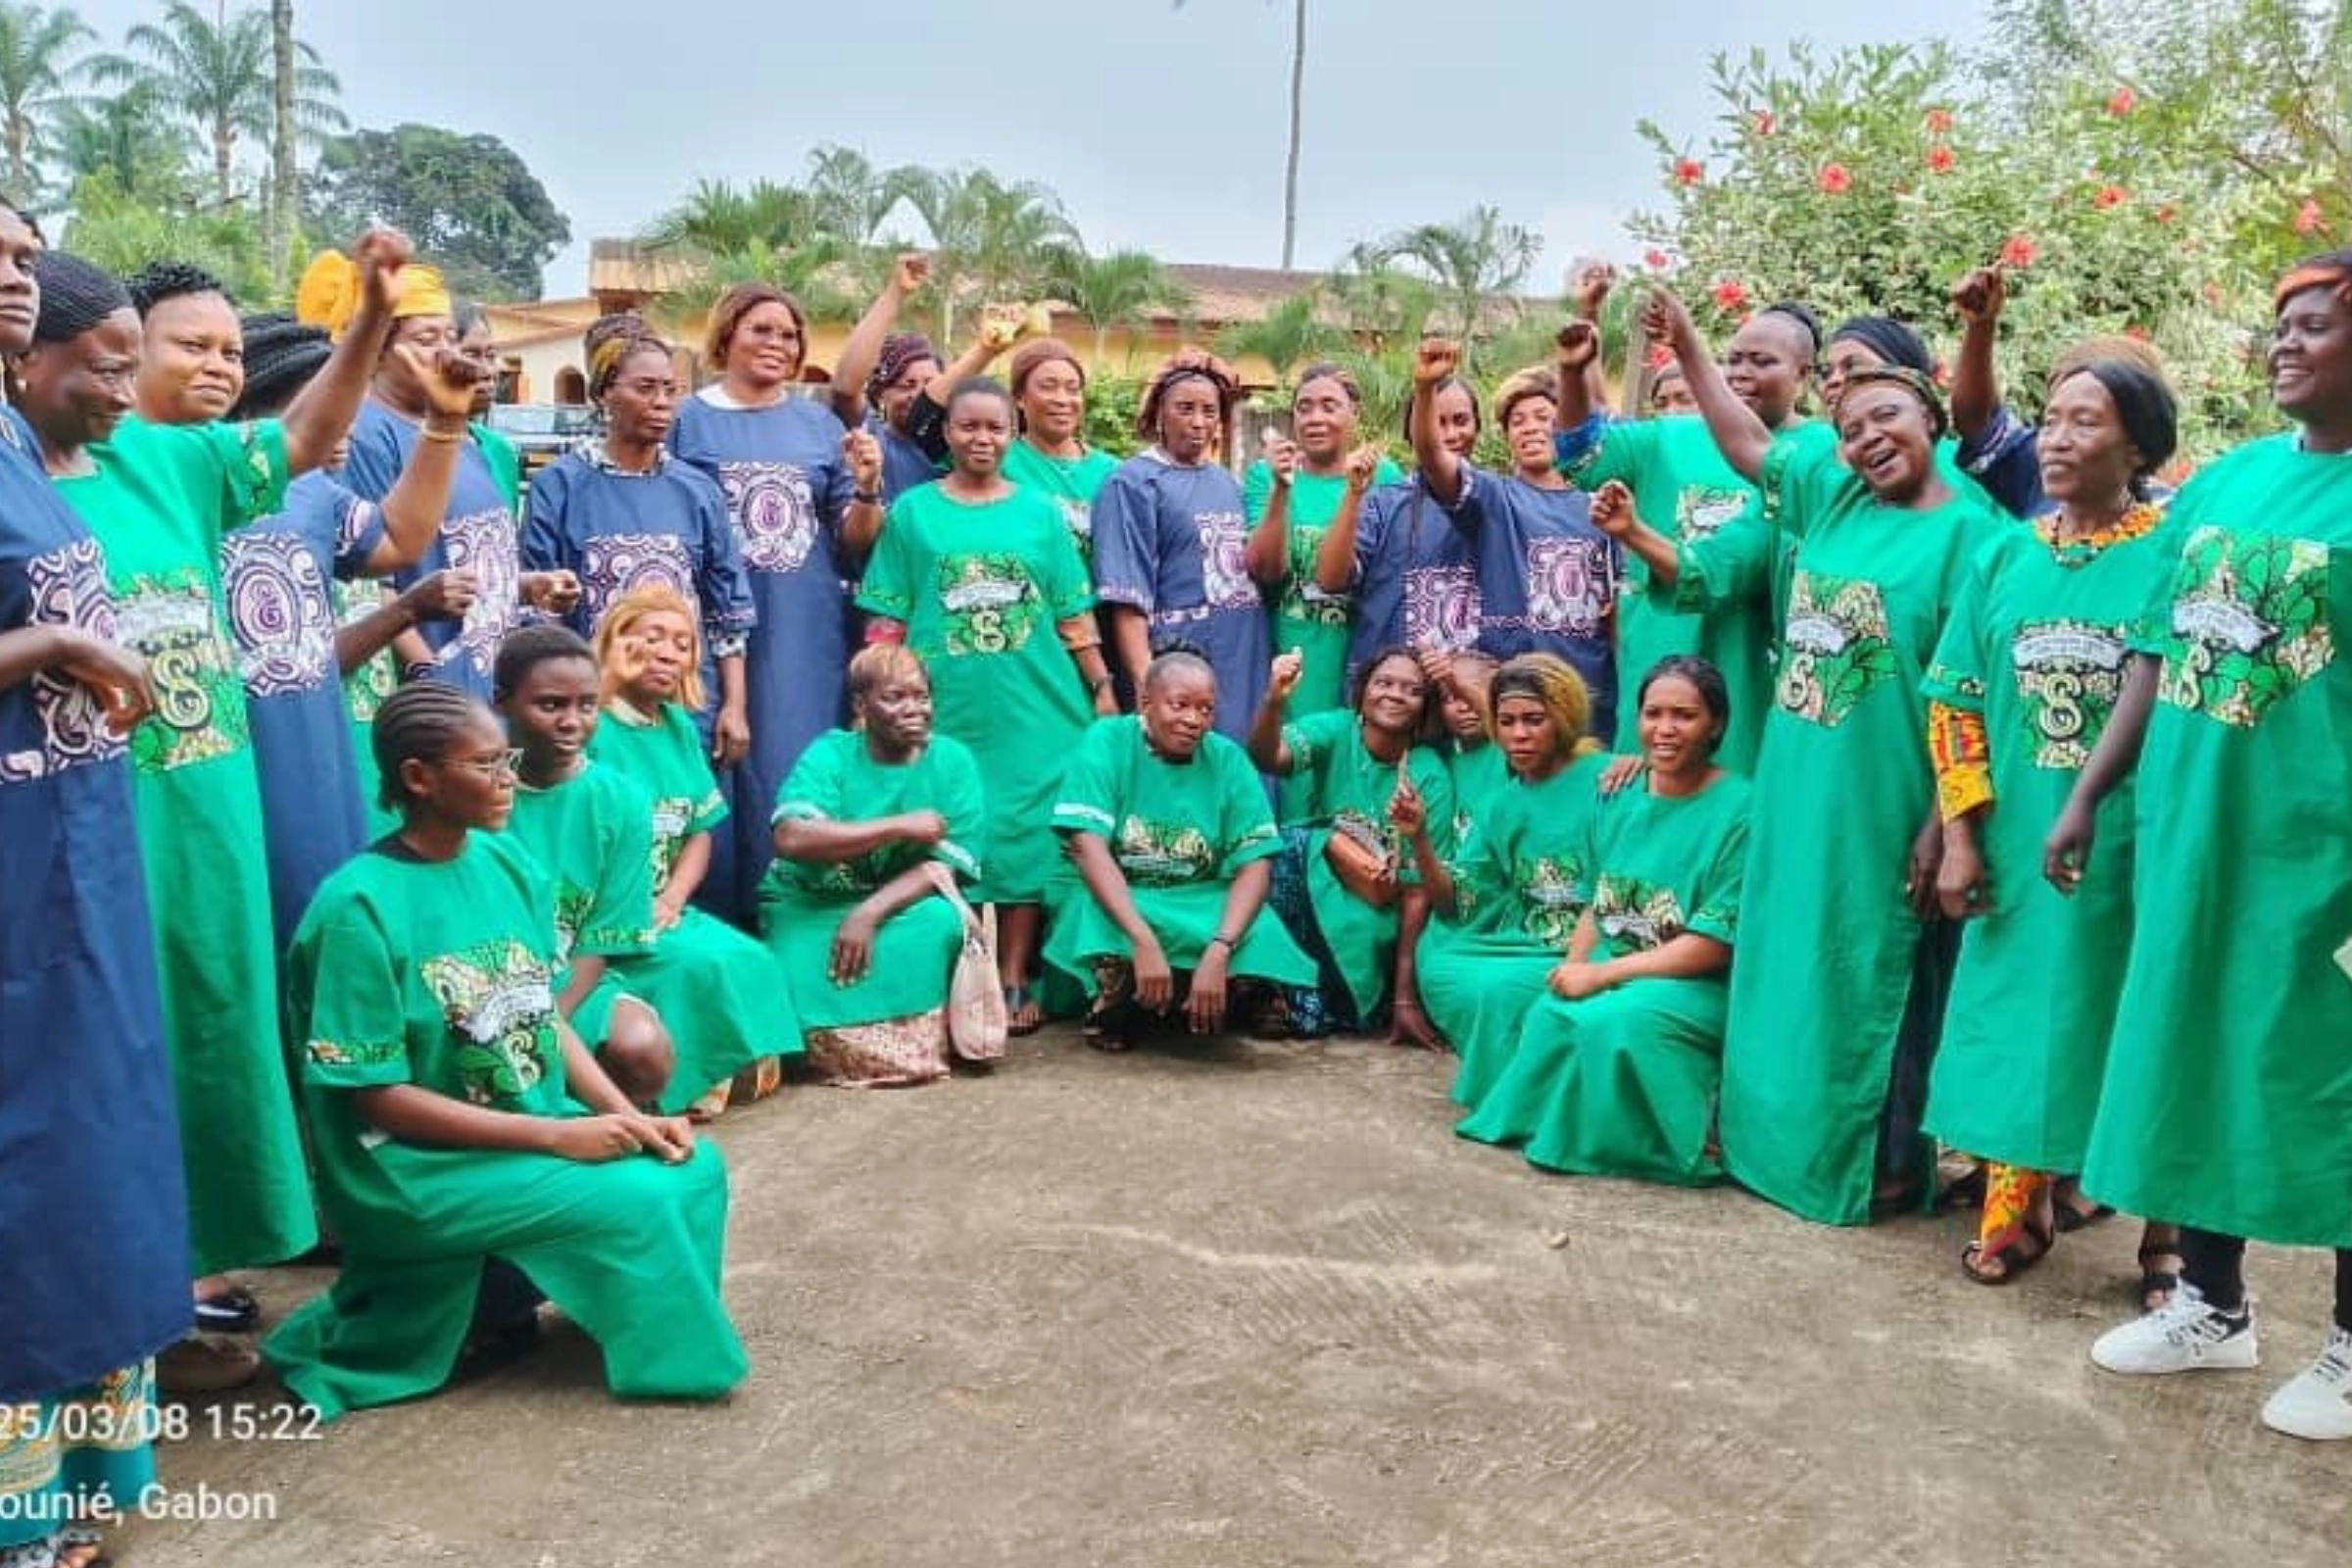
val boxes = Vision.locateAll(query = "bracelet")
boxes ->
[420,421,468,446]
[853,490,881,505]
[399,659,438,683]
[1205,933,1237,952]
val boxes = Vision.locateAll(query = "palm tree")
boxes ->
[51,81,195,203]
[93,1,345,209]
[1176,0,1308,269]
[1215,289,1347,381]
[0,3,94,197]
[897,167,1080,339]
[1373,206,1540,339]
[1324,241,1441,350]
[268,0,294,288]
[1041,245,1192,365]
[643,176,815,258]
[802,143,910,246]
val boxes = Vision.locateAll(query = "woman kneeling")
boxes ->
[1046,647,1316,1050]
[1457,658,1749,1184]
[266,685,747,1421]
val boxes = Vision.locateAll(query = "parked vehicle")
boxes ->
[485,403,596,482]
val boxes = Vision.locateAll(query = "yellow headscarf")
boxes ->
[295,250,452,340]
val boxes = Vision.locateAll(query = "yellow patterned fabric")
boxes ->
[1927,699,1993,821]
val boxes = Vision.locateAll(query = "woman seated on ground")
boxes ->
[266,684,747,1422]
[1046,646,1317,1051]
[1390,650,1501,1051]
[760,644,985,1088]
[1250,644,1454,1037]
[1402,655,1611,1109]
[1455,657,1750,1184]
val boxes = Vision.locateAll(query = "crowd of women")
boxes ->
[6,200,2350,1566]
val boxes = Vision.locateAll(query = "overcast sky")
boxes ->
[72,0,1984,296]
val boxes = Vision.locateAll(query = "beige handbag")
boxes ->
[925,862,1007,1061]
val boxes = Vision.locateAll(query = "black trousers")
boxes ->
[2178,1229,2352,1332]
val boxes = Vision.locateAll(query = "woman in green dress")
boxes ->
[858,375,1115,1035]
[1250,645,1453,1035]
[266,683,744,1420]
[1390,651,1504,1051]
[1403,654,1611,1110]
[1922,359,2182,1292]
[1046,648,1317,1051]
[2045,252,2352,1442]
[1458,657,1749,1185]
[1003,338,1122,565]
[589,585,805,1112]
[760,644,985,1088]
[1599,287,1994,1226]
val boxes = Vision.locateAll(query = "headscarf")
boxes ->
[1829,315,1933,376]
[867,332,939,403]
[232,312,331,418]
[2274,252,2352,313]
[1136,348,1239,438]
[1487,654,1604,760]
[295,249,451,340]
[31,252,131,344]
[1837,364,1949,438]
[593,584,707,713]
[584,311,666,400]
[1009,337,1085,398]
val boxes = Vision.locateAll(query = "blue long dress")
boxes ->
[518,447,757,733]
[0,411,185,1538]
[220,469,387,952]
[1091,449,1268,743]
[667,388,857,921]
[340,399,522,703]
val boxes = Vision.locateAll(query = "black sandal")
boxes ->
[1960,1217,2054,1286]
[2133,1242,2182,1311]
[194,1286,260,1334]
[2053,1194,2117,1234]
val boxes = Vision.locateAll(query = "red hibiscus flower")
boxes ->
[1711,279,1750,313]
[2124,324,2150,341]
[2092,183,2128,209]
[1645,344,1676,370]
[1643,248,1671,270]
[2156,204,2178,224]
[2294,199,2327,235]
[1999,234,2037,269]
[1927,145,1955,174]
[2106,86,2135,117]
[1674,158,1704,187]
[1923,108,1953,134]
[1817,163,1853,195]
[1750,111,1776,137]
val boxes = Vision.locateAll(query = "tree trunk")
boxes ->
[7,116,25,196]
[1281,0,1305,270]
[270,0,297,292]
[215,123,234,210]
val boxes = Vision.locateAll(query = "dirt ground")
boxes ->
[121,1029,2344,1567]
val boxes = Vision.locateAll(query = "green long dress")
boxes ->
[266,833,746,1421]
[335,576,402,839]
[1275,709,1454,1019]
[1244,457,1405,819]
[54,416,316,1274]
[1686,431,1992,1226]
[1559,417,1773,768]
[501,760,657,1054]
[1458,773,1750,1185]
[1004,439,1120,567]
[2081,438,2352,1247]
[1918,513,2169,1173]
[858,482,1095,906]
[759,728,986,1030]
[1044,716,1317,990]
[1413,739,1515,970]
[581,702,802,1108]
[1416,753,1611,1109]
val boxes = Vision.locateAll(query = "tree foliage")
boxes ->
[0,2,93,197]
[310,123,571,301]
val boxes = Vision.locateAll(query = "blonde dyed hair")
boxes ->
[593,584,707,713]
[1487,653,1605,760]
[847,642,929,728]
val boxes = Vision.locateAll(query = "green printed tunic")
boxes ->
[1416,753,1611,1109]
[759,729,985,1030]
[1276,709,1453,1017]
[584,702,803,1107]
[858,483,1095,904]
[1919,514,2170,1173]
[501,761,657,1052]
[266,834,745,1420]
[1004,439,1120,566]
[333,576,402,839]
[1245,458,1406,718]
[1459,773,1749,1185]
[1561,417,1772,768]
[2082,438,2352,1247]
[54,416,316,1273]
[1683,431,1991,1226]
[1045,716,1316,989]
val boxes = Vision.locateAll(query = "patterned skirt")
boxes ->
[805,1009,951,1088]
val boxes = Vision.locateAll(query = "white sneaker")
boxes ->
[2090,1286,2260,1375]
[2261,1328,2352,1441]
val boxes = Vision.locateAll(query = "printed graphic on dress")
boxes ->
[1775,570,1896,728]
[1592,874,1687,952]
[936,554,1042,655]
[0,536,128,781]
[2010,618,2129,768]
[418,938,558,1107]
[583,532,698,628]
[649,797,693,889]
[1113,815,1217,886]
[1056,496,1093,557]
[1402,564,1481,651]
[1515,855,1587,949]
[550,880,592,959]
[716,462,821,574]
[1196,512,1256,610]
[438,509,522,682]
[1276,527,1351,626]
[2156,525,2333,728]
[114,572,248,773]
[334,578,397,721]
[222,529,335,698]
[1524,536,1614,635]
[1678,488,1749,543]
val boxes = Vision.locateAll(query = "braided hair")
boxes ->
[372,683,495,811]
[31,252,131,344]
[1136,349,1239,440]
[124,260,228,318]
[231,312,330,419]
[583,311,667,401]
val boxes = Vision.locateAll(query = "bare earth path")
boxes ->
[122,1030,2343,1566]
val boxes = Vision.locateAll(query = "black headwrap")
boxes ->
[233,312,331,419]
[1838,365,1948,438]
[867,332,938,403]
[1829,316,1933,376]
[32,252,130,344]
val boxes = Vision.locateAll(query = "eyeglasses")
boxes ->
[440,748,524,781]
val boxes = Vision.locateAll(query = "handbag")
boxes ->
[925,862,1007,1060]
[1323,816,1400,909]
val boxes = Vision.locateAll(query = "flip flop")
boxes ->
[2053,1198,2116,1234]
[1960,1218,2054,1286]
[1004,985,1044,1039]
